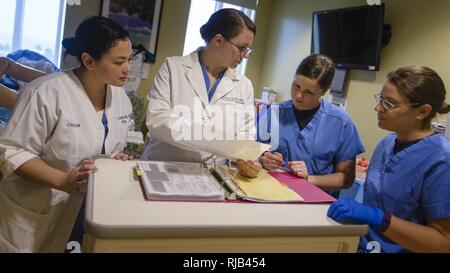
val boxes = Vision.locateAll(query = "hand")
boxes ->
[327,198,384,230]
[113,152,134,161]
[235,160,262,178]
[0,57,11,78]
[260,151,284,171]
[288,161,308,179]
[61,159,98,196]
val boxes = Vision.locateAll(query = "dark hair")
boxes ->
[387,66,449,124]
[200,8,256,42]
[296,54,335,92]
[62,16,129,65]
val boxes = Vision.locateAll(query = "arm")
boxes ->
[0,83,17,109]
[0,57,47,82]
[145,59,199,152]
[383,217,450,252]
[15,158,97,196]
[328,199,450,252]
[308,159,356,190]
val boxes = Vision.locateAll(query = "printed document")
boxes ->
[137,161,225,200]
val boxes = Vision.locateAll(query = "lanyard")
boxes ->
[101,111,109,154]
[199,56,225,102]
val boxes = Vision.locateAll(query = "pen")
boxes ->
[211,169,235,195]
[277,164,294,173]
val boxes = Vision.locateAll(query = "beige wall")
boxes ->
[61,0,450,156]
[256,0,450,157]
[61,0,191,84]
[135,0,192,99]
[61,0,102,69]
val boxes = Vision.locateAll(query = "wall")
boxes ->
[61,0,102,69]
[135,0,192,99]
[61,0,191,82]
[245,0,275,96]
[257,0,450,157]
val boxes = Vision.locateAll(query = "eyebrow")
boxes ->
[381,93,400,103]
[114,56,129,60]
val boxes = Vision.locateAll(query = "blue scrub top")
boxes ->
[257,99,365,175]
[360,133,450,253]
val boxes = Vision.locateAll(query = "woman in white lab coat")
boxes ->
[0,16,133,252]
[141,9,261,177]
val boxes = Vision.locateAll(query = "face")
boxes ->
[290,74,323,110]
[221,28,254,69]
[375,80,421,132]
[92,38,132,87]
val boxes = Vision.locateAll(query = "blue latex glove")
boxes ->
[327,198,384,230]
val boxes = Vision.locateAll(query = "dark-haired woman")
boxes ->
[0,16,133,252]
[258,54,364,195]
[141,8,261,178]
[328,66,450,252]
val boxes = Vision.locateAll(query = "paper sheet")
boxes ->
[138,161,225,200]
[224,168,304,202]
[180,139,270,161]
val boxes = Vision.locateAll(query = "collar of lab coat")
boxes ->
[182,48,240,105]
[67,69,113,127]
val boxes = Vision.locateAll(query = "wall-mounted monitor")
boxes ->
[311,4,385,71]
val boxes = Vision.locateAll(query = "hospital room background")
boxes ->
[1,0,449,157]
[1,0,450,254]
[66,0,450,157]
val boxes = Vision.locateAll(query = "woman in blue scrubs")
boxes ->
[328,66,450,252]
[258,54,365,195]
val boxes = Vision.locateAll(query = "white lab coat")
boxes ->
[141,49,256,162]
[0,71,132,252]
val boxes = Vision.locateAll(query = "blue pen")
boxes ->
[278,163,294,173]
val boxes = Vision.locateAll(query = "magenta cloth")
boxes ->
[140,171,335,203]
[268,172,336,203]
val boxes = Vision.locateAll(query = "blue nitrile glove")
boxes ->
[327,198,384,230]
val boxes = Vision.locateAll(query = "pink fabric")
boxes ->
[268,172,336,203]
[140,171,335,203]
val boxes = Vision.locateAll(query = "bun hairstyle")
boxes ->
[296,54,336,93]
[387,66,448,124]
[200,8,256,42]
[62,16,129,65]
[437,103,450,115]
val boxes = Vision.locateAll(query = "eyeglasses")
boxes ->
[374,93,420,111]
[225,38,253,55]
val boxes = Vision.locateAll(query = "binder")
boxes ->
[136,161,335,204]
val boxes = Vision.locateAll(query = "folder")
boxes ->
[136,161,335,203]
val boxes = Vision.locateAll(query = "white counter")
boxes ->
[83,158,367,253]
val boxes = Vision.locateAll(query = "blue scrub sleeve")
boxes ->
[422,161,450,220]
[334,121,365,163]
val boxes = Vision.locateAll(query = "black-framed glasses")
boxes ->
[374,93,420,111]
[225,38,253,55]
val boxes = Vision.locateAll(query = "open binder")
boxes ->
[136,161,335,203]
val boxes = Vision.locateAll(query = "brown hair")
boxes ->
[296,54,335,93]
[200,8,256,42]
[387,66,449,125]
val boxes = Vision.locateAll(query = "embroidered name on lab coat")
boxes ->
[117,114,131,124]
[117,114,131,120]
[66,122,81,128]
[221,97,245,104]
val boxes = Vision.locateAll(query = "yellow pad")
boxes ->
[224,168,304,202]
